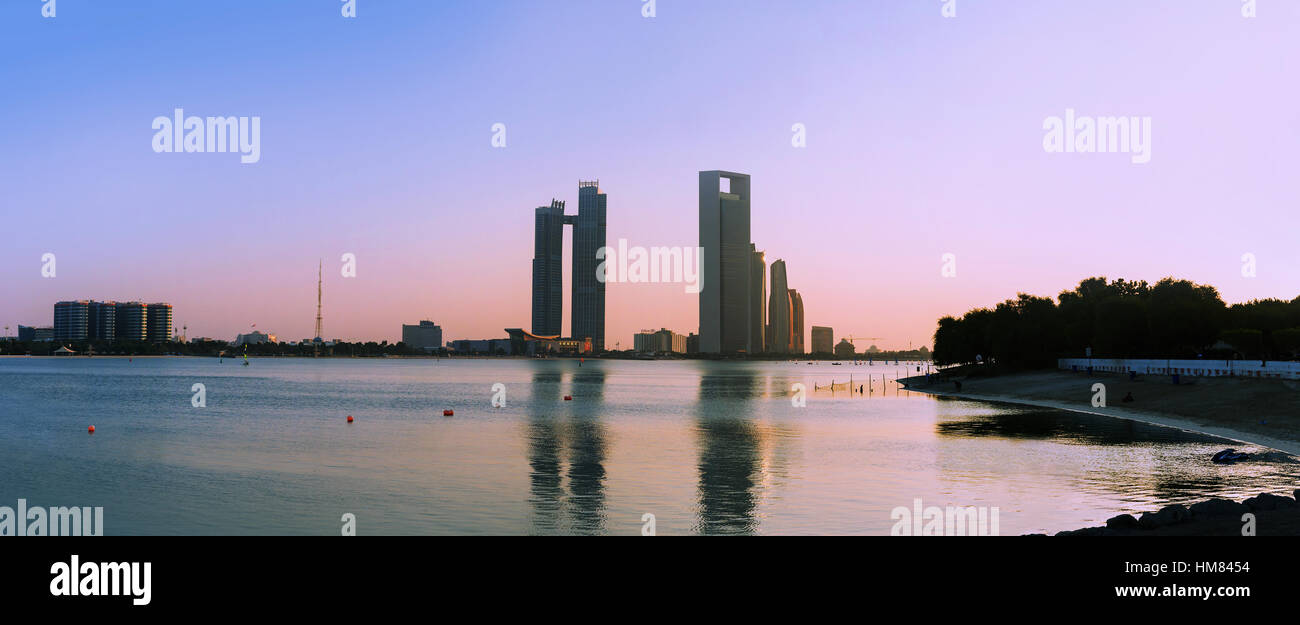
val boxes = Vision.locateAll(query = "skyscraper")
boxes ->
[789,289,805,355]
[571,181,607,351]
[698,171,751,354]
[767,260,790,353]
[531,200,565,337]
[749,244,766,353]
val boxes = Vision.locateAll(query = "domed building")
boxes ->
[833,339,856,359]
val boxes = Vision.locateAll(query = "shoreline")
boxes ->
[900,377,1300,456]
[898,371,1300,456]
[899,370,1300,535]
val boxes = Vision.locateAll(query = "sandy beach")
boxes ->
[899,369,1300,456]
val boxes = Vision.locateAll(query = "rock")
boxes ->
[1106,514,1141,529]
[1055,526,1115,536]
[1138,504,1190,529]
[1188,499,1249,518]
[1244,493,1298,511]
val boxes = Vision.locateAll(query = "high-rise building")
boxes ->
[116,302,148,341]
[811,326,833,354]
[572,181,607,351]
[749,244,766,354]
[531,200,565,337]
[402,320,443,352]
[88,301,117,341]
[530,182,608,350]
[698,171,752,354]
[146,303,173,342]
[789,289,805,354]
[767,260,790,353]
[53,301,90,341]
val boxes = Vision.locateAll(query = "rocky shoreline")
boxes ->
[1043,491,1300,536]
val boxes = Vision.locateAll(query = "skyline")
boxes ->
[4,1,1299,349]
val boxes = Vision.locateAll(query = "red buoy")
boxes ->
[88,425,95,434]
[564,395,573,401]
[347,415,354,423]
[443,409,454,417]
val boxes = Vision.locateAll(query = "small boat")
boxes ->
[1211,449,1250,464]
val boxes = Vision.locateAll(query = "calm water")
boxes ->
[0,357,1294,535]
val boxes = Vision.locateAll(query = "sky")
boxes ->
[2,0,1298,349]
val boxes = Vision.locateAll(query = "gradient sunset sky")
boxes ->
[2,0,1297,349]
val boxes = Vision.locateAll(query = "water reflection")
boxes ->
[524,361,608,535]
[567,365,608,534]
[694,365,763,535]
[933,399,1223,446]
[930,396,1298,517]
[526,365,564,533]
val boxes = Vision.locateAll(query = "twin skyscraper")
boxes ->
[530,181,607,351]
[529,172,801,356]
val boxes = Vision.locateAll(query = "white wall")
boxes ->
[1058,358,1300,380]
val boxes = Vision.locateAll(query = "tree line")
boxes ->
[932,277,1300,368]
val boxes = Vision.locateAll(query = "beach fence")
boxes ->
[1058,358,1300,381]
[813,369,915,396]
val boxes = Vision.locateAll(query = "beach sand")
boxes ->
[899,369,1300,455]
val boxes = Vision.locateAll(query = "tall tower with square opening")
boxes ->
[698,171,752,354]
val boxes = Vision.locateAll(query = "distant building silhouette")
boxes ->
[116,302,148,341]
[834,339,855,359]
[53,301,89,341]
[811,326,833,354]
[767,260,791,353]
[634,328,687,354]
[233,331,275,346]
[146,303,173,342]
[698,170,752,354]
[89,301,116,340]
[789,289,804,355]
[52,299,170,343]
[402,320,443,353]
[749,245,766,354]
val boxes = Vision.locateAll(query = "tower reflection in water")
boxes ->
[694,366,764,535]
[525,360,608,535]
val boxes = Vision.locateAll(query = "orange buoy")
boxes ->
[88,425,95,434]
[443,409,454,417]
[347,415,354,423]
[564,395,573,401]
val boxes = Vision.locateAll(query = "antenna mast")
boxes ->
[314,260,324,356]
